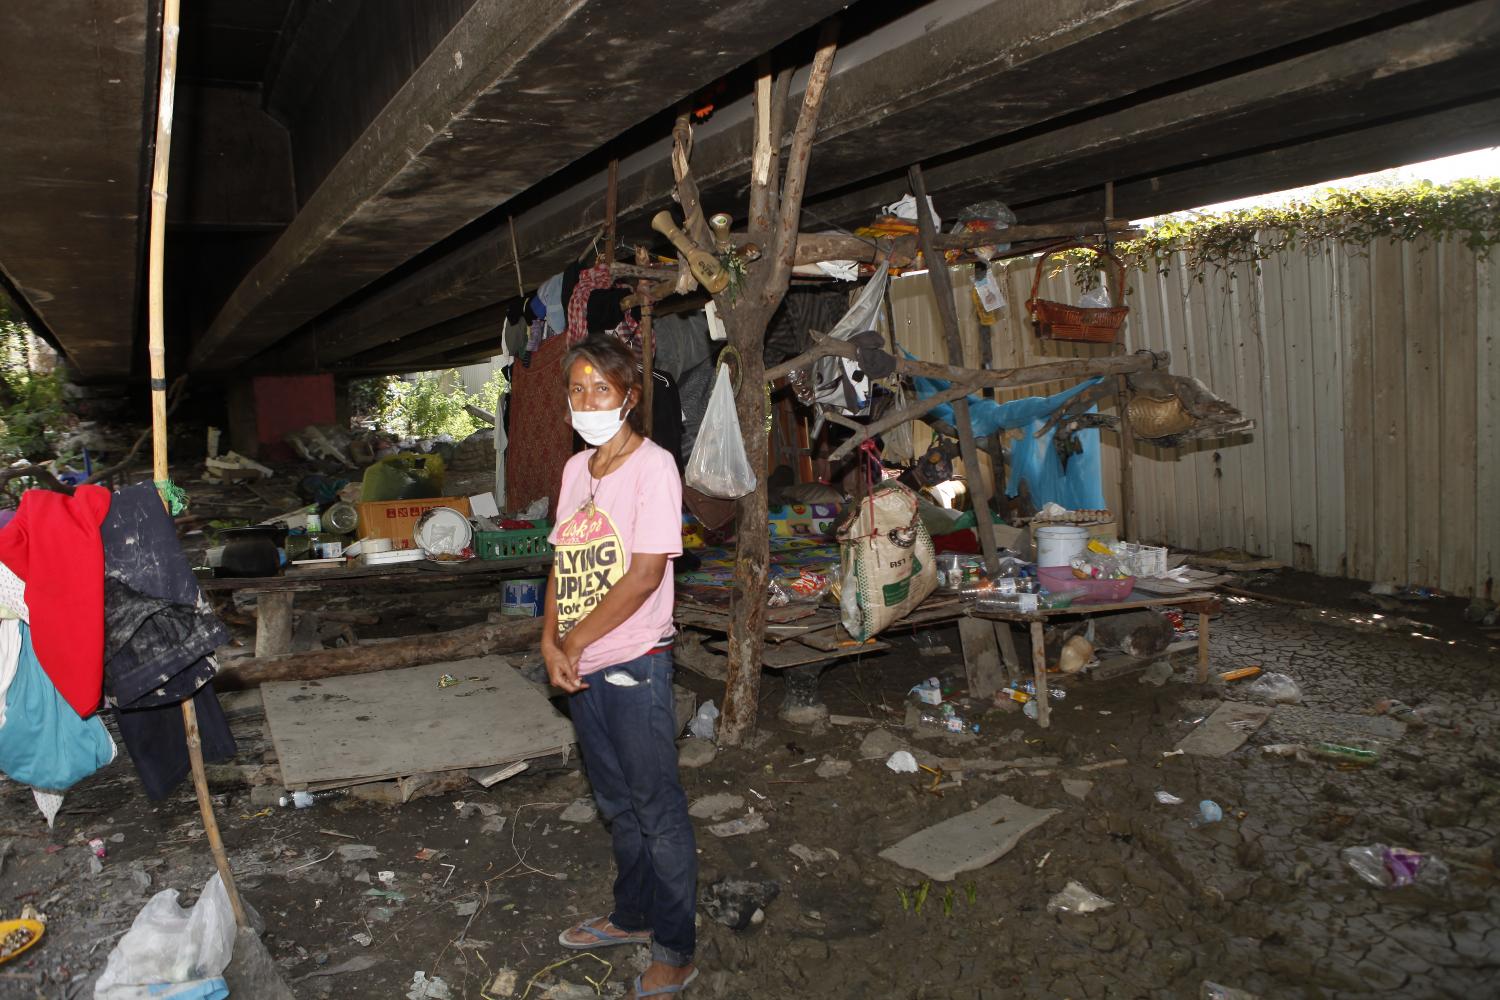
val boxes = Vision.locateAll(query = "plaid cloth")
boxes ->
[566,263,639,345]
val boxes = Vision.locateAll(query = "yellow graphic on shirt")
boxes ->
[553,504,628,635]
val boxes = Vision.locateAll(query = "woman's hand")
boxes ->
[543,634,588,693]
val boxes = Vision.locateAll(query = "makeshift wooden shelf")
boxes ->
[968,594,1220,727]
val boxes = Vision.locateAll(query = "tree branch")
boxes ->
[670,115,714,250]
[84,374,189,485]
[767,20,840,299]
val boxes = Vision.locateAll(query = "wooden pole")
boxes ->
[909,163,1000,576]
[604,158,619,271]
[635,249,654,435]
[1115,375,1135,539]
[147,0,247,930]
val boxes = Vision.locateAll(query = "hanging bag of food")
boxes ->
[838,480,937,640]
[684,362,757,499]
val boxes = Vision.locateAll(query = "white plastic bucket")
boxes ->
[1035,525,1089,567]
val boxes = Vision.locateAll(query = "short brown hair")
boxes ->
[561,335,645,433]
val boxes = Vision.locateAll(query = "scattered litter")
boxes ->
[1201,981,1260,999]
[559,799,598,824]
[788,844,840,865]
[1190,800,1223,828]
[1245,672,1302,705]
[1046,881,1114,915]
[406,970,452,999]
[814,758,851,779]
[1077,758,1129,772]
[911,677,944,705]
[438,673,460,689]
[746,787,767,801]
[886,751,919,773]
[352,932,373,948]
[295,955,379,981]
[337,844,380,862]
[413,848,441,862]
[486,968,518,998]
[365,889,407,902]
[377,870,397,885]
[915,632,951,657]
[89,836,107,859]
[689,701,719,741]
[880,795,1058,881]
[688,793,745,820]
[454,900,480,917]
[699,877,780,930]
[1162,749,1185,758]
[1342,844,1448,888]
[1155,791,1184,805]
[707,813,769,838]
[1219,666,1262,683]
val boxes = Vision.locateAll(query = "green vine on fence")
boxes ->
[1059,178,1500,289]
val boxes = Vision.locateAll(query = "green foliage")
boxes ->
[1121,177,1500,279]
[0,302,67,461]
[373,369,483,440]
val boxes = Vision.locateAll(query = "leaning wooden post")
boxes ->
[1115,375,1135,538]
[147,0,248,929]
[635,248,655,434]
[908,164,1001,576]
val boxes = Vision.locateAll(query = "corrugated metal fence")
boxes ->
[881,235,1498,597]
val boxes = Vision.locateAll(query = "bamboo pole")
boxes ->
[909,163,1000,576]
[146,0,248,930]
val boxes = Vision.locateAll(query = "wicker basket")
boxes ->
[1025,244,1129,344]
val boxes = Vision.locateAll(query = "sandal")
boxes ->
[557,917,651,950]
[631,968,699,997]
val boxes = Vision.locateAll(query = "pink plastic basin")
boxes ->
[1038,567,1135,604]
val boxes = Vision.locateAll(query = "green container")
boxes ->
[475,520,554,561]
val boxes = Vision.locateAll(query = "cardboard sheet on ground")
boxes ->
[1175,701,1273,757]
[263,656,574,789]
[879,795,1058,882]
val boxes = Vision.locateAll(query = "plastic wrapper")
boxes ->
[685,364,757,499]
[1046,880,1114,915]
[767,580,791,608]
[689,701,719,741]
[1342,844,1448,888]
[1245,672,1302,705]
[95,874,235,999]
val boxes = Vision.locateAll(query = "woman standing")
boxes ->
[544,336,698,998]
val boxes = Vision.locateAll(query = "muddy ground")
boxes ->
[0,478,1496,999]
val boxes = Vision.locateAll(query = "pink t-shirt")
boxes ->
[548,439,682,676]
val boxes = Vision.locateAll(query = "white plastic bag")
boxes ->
[95,873,235,1000]
[1245,672,1302,705]
[1046,880,1114,915]
[689,700,719,741]
[685,365,756,499]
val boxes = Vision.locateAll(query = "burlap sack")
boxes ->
[838,481,937,640]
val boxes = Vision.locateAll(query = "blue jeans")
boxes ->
[569,650,697,966]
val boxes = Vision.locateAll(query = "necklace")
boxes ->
[583,431,633,516]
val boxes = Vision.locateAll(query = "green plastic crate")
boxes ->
[475,520,553,561]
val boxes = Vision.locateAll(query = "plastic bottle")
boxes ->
[1310,742,1379,765]
[324,501,359,534]
[278,789,347,809]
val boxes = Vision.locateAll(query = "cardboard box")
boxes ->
[357,497,472,550]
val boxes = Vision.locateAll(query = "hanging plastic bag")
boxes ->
[685,364,757,499]
[95,873,236,1000]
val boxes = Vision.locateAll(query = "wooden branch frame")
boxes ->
[766,20,840,299]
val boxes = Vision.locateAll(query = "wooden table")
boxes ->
[201,556,551,657]
[969,594,1221,727]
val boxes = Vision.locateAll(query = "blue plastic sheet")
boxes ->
[909,362,1106,510]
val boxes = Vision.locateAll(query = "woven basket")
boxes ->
[1127,393,1196,438]
[1025,244,1129,343]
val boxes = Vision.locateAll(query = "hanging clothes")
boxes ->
[565,263,639,345]
[0,485,112,717]
[0,621,115,790]
[99,482,236,800]
[115,684,236,801]
[0,560,27,622]
[100,483,229,707]
[505,332,573,514]
[910,369,1107,510]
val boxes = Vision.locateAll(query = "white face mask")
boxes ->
[569,400,631,446]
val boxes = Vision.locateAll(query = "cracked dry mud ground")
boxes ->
[2,593,1496,999]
